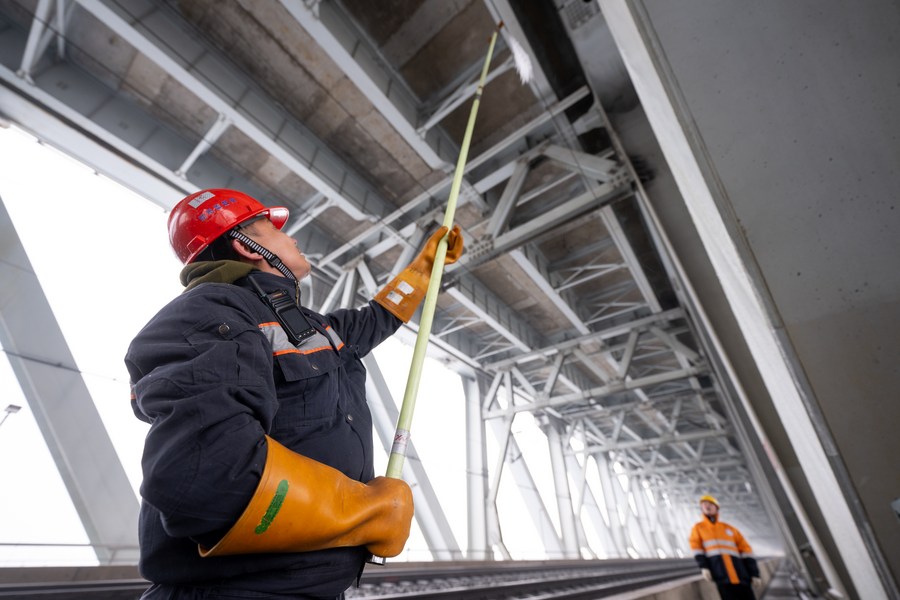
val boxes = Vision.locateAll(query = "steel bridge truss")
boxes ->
[0,0,782,563]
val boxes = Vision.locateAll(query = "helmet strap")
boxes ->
[228,229,297,282]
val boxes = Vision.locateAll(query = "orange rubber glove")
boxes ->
[199,436,413,558]
[374,225,464,322]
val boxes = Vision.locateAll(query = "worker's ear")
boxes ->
[230,237,264,261]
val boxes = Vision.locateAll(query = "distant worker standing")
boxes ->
[689,494,762,600]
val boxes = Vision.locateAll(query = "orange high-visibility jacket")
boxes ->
[689,515,760,585]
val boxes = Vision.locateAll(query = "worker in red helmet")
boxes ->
[126,189,463,599]
[689,494,762,599]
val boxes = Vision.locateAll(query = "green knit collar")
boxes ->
[180,260,256,292]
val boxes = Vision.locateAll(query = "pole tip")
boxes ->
[508,35,534,85]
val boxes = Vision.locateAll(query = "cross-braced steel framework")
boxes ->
[0,0,787,566]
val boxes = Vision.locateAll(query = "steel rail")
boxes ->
[0,559,698,599]
[0,578,148,599]
[353,559,697,599]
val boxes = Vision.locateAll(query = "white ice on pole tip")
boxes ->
[508,35,533,84]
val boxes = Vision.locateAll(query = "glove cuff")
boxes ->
[374,267,430,322]
[198,436,413,558]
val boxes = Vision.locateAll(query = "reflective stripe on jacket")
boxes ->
[689,515,760,585]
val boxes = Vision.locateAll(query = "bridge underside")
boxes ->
[0,2,897,599]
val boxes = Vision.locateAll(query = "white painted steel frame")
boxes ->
[599,1,885,597]
[316,86,593,270]
[430,3,766,561]
[563,433,617,557]
[4,0,575,374]
[279,0,453,170]
[0,0,796,574]
[363,355,463,560]
[74,0,384,222]
[544,419,580,558]
[0,199,139,565]
[0,68,191,208]
[463,376,489,560]
[313,260,462,560]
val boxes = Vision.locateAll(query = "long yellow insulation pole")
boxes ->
[386,25,502,479]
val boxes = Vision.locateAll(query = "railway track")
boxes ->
[0,558,697,599]
[350,558,697,599]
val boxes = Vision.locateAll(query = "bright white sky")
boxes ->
[0,124,572,567]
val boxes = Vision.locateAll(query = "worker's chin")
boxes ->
[293,262,311,280]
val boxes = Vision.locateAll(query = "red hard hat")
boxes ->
[168,189,289,264]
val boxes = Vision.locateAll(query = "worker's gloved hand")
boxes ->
[361,476,415,556]
[700,568,713,582]
[375,225,463,322]
[198,436,414,558]
[418,225,464,268]
[752,576,762,590]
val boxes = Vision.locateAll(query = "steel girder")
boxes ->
[0,0,782,567]
[0,198,139,564]
[362,354,463,560]
[0,0,598,366]
[73,0,388,221]
[277,0,455,170]
[600,3,886,597]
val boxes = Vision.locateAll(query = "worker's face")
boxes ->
[700,500,719,517]
[242,218,311,280]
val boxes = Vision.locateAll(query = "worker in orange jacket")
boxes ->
[689,494,762,600]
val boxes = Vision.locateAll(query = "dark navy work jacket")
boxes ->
[125,269,401,597]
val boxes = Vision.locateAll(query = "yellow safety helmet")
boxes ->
[699,494,719,506]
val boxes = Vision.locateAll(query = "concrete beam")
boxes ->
[280,0,453,170]
[75,0,386,222]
